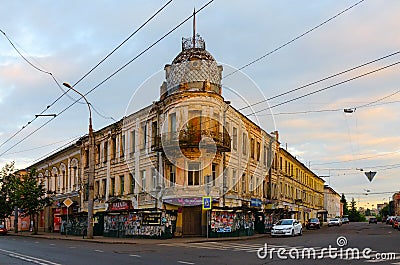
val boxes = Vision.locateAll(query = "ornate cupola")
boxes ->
[160,10,223,100]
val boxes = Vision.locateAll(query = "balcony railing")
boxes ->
[152,129,231,152]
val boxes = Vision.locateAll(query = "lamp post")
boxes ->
[62,82,95,239]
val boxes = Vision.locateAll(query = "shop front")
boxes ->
[209,207,255,237]
[103,200,176,239]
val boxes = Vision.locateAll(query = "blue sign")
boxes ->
[250,198,262,208]
[202,196,212,210]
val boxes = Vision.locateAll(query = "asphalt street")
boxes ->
[0,222,399,265]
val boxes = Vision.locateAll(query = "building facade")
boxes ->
[16,29,326,238]
[323,185,341,219]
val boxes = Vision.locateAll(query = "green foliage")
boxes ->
[341,194,349,216]
[15,168,51,217]
[0,162,17,223]
[348,198,365,222]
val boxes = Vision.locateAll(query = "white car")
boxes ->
[271,219,302,237]
[328,218,342,227]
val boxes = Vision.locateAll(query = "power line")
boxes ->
[0,1,214,158]
[255,89,400,116]
[0,0,172,151]
[239,50,400,112]
[246,61,400,116]
[223,0,366,79]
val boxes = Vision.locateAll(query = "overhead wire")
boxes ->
[239,50,400,112]
[0,0,173,151]
[223,0,366,80]
[0,0,214,158]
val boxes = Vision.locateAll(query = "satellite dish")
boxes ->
[365,171,377,182]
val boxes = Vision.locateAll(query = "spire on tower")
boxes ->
[192,8,196,48]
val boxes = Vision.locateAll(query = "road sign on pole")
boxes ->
[202,196,212,210]
[365,171,377,182]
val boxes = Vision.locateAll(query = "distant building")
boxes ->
[393,192,400,216]
[323,185,341,219]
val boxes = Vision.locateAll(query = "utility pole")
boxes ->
[63,82,95,239]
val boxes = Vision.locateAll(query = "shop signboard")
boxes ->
[164,197,219,206]
[109,200,132,211]
[142,213,161,225]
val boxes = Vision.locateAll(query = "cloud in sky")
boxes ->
[1,0,399,207]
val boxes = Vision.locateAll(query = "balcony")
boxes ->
[152,129,231,152]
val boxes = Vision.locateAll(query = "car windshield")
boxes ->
[0,225,5,228]
[277,220,293,225]
[309,218,319,222]
[330,218,338,221]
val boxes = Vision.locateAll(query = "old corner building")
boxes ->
[25,29,324,238]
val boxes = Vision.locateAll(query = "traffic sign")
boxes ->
[365,171,376,182]
[202,196,212,210]
[63,198,73,208]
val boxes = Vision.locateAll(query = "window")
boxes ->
[152,168,157,190]
[95,180,99,198]
[242,133,247,155]
[250,138,255,159]
[96,144,100,164]
[85,149,89,168]
[131,130,135,156]
[188,162,200,186]
[104,141,108,162]
[212,164,217,186]
[120,175,124,195]
[232,169,237,191]
[241,174,246,193]
[102,179,106,198]
[256,142,261,161]
[129,173,135,194]
[110,177,115,196]
[111,136,116,160]
[250,176,254,193]
[169,113,176,132]
[279,156,282,170]
[141,170,146,191]
[152,121,157,147]
[141,123,147,150]
[263,146,267,165]
[120,134,125,157]
[232,127,238,150]
[169,165,176,186]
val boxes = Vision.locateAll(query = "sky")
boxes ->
[1,0,399,209]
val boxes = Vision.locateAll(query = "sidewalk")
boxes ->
[9,231,269,245]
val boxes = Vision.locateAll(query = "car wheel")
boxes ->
[299,229,303,236]
[291,230,295,237]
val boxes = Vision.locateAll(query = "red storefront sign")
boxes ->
[109,201,132,211]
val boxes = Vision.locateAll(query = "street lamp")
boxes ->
[62,82,95,239]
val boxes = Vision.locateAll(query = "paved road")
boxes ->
[0,222,399,265]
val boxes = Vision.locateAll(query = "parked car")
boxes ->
[328,218,342,227]
[392,217,400,229]
[341,217,350,224]
[369,217,378,224]
[271,219,303,237]
[387,216,396,225]
[306,218,321,229]
[0,225,7,236]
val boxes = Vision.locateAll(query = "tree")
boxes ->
[0,162,17,225]
[340,193,349,216]
[348,198,365,222]
[14,168,51,235]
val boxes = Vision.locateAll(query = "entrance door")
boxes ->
[183,206,202,236]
